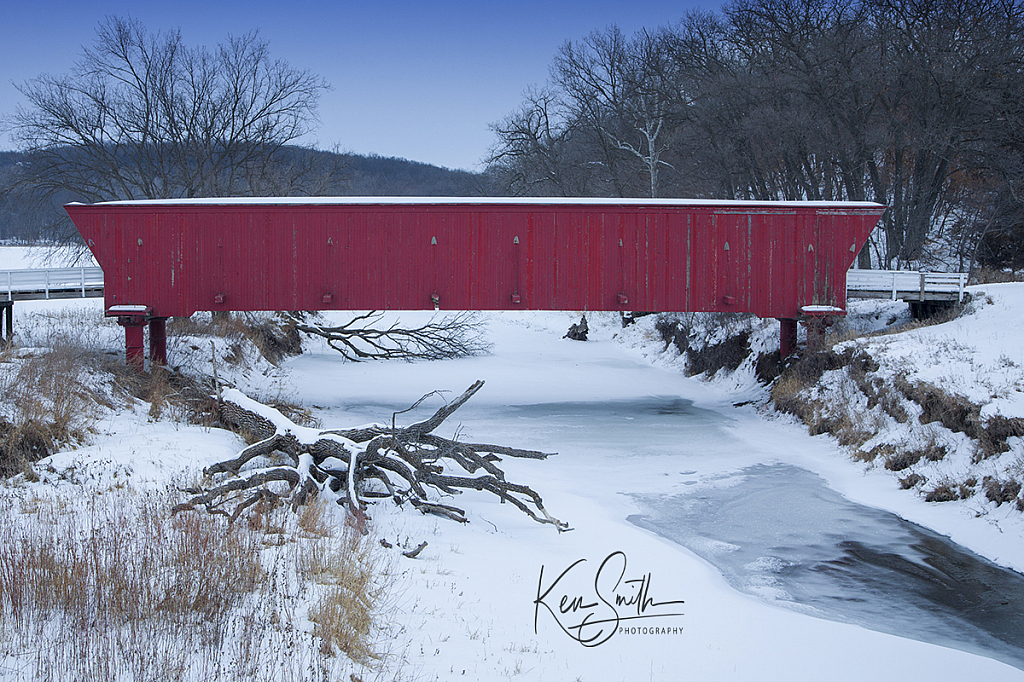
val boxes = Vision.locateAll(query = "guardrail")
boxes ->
[2,267,105,301]
[0,265,972,307]
[846,269,967,303]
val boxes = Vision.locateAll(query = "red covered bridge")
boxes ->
[65,197,885,365]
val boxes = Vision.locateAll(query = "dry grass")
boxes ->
[892,378,1024,462]
[899,472,926,489]
[854,443,896,463]
[0,342,104,476]
[0,490,266,679]
[168,312,302,365]
[771,340,1024,512]
[296,498,394,666]
[925,483,959,502]
[0,488,395,681]
[769,346,882,449]
[982,476,1022,506]
[884,449,924,471]
[0,306,398,678]
[924,477,979,503]
[0,337,228,479]
[654,312,757,377]
[297,495,336,538]
[0,332,212,477]
[306,534,383,663]
[686,331,751,376]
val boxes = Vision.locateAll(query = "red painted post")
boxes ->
[106,306,152,369]
[123,322,145,368]
[779,318,797,358]
[149,318,167,364]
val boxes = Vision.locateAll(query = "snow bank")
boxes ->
[3,295,1024,680]
[622,287,1024,575]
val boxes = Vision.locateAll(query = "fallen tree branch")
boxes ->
[175,381,568,532]
[287,311,492,362]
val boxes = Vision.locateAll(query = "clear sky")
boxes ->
[0,1,712,172]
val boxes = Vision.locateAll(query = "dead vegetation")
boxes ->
[758,305,1023,511]
[168,311,303,365]
[0,342,222,478]
[0,306,432,679]
[0,488,393,681]
[645,307,1024,512]
[893,378,1024,461]
[286,310,491,362]
[0,309,318,481]
[768,346,883,448]
[1,342,103,477]
[983,476,1023,508]
[899,473,926,489]
[924,483,960,502]
[771,348,1024,509]
[655,312,757,377]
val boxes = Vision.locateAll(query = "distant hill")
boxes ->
[0,150,72,243]
[338,153,489,196]
[0,148,498,242]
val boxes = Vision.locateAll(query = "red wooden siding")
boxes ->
[66,199,885,320]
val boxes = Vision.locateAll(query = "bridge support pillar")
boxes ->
[798,306,845,354]
[149,318,167,365]
[779,318,797,358]
[107,306,153,369]
[122,321,145,368]
[1,300,12,348]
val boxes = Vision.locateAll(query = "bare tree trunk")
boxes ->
[174,382,569,532]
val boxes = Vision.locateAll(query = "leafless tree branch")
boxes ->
[287,311,492,362]
[174,382,569,532]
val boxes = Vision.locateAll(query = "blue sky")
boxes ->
[1,1,711,171]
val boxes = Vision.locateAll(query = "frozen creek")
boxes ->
[325,390,1024,671]
[629,461,1024,671]
[277,311,1024,677]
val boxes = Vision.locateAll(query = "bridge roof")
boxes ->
[70,197,885,209]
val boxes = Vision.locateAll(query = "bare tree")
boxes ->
[487,87,604,197]
[3,16,336,242]
[490,0,1024,270]
[552,27,684,198]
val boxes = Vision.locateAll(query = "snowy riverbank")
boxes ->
[2,288,1023,680]
[619,284,1024,576]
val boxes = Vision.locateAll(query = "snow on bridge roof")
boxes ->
[69,197,885,209]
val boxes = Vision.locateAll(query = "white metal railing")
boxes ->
[846,269,967,302]
[0,266,968,305]
[2,267,104,300]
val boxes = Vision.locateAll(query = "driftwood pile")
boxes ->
[173,381,568,531]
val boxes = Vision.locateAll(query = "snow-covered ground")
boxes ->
[0,246,45,270]
[0,244,97,270]
[3,266,1024,680]
[267,309,1024,680]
